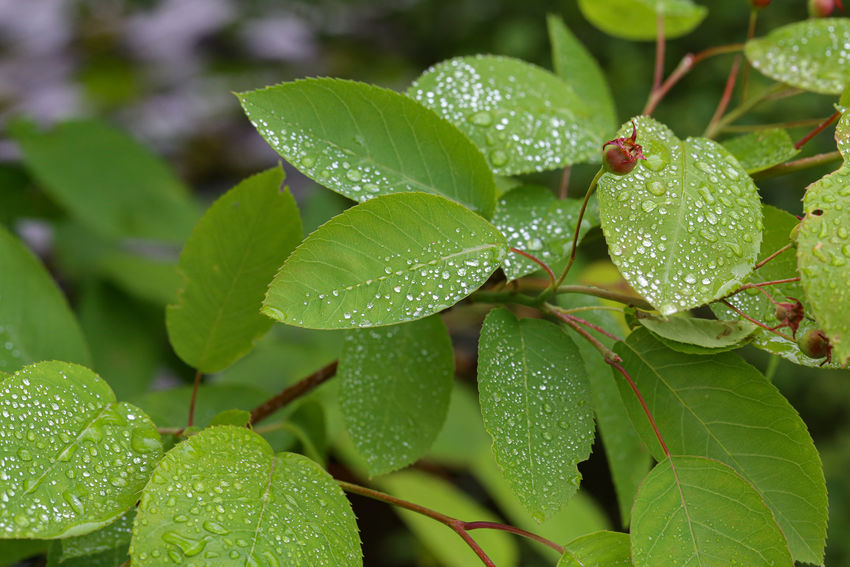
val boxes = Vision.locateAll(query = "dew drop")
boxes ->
[345,169,362,182]
[131,428,161,454]
[162,531,208,557]
[202,520,230,535]
[489,150,508,167]
[647,181,666,196]
[63,489,85,515]
[468,111,493,126]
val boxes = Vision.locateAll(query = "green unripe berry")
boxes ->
[797,328,830,359]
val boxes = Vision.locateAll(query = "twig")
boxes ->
[752,151,842,180]
[559,166,571,199]
[720,117,826,133]
[704,55,741,138]
[720,299,794,341]
[706,82,793,137]
[510,247,556,289]
[794,110,842,150]
[187,370,203,428]
[338,481,568,565]
[556,284,655,310]
[546,305,622,363]
[645,13,666,114]
[549,307,622,342]
[740,8,758,101]
[249,361,338,424]
[753,242,793,270]
[554,169,604,289]
[609,360,670,457]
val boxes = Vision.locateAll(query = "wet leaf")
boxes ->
[631,456,793,567]
[339,316,453,475]
[478,308,593,521]
[746,18,850,95]
[47,510,133,567]
[238,78,496,217]
[721,128,799,174]
[557,531,631,567]
[377,471,517,567]
[0,226,91,372]
[408,56,599,175]
[578,0,707,41]
[616,329,827,564]
[712,205,836,367]
[547,14,617,141]
[166,167,302,373]
[637,314,757,353]
[597,116,762,315]
[263,192,507,329]
[11,119,198,243]
[131,426,361,566]
[492,185,598,280]
[0,361,162,539]
[797,109,850,365]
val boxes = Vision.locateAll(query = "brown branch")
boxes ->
[249,361,338,424]
[794,110,842,150]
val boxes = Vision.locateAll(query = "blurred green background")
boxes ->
[1,1,848,566]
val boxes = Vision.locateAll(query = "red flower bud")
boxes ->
[772,297,804,338]
[602,121,646,176]
[809,0,844,17]
[750,0,771,7]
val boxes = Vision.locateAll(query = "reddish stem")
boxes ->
[794,110,842,150]
[559,165,571,199]
[752,150,842,180]
[753,242,793,270]
[463,521,564,554]
[720,299,795,341]
[562,312,622,342]
[741,277,801,288]
[548,306,622,364]
[652,14,666,94]
[609,360,670,457]
[510,247,556,288]
[740,8,758,101]
[249,361,338,424]
[705,55,741,137]
[187,370,203,428]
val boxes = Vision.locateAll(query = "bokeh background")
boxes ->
[1,1,848,565]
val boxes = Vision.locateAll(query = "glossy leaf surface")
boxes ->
[557,531,631,567]
[263,192,507,329]
[478,308,593,520]
[238,78,496,216]
[408,56,598,174]
[578,0,707,41]
[713,205,833,366]
[616,329,827,564]
[547,15,617,140]
[0,362,161,538]
[378,471,517,567]
[339,316,453,475]
[166,167,302,373]
[746,18,850,95]
[0,226,90,372]
[12,119,198,243]
[721,128,799,174]
[631,456,793,567]
[597,116,762,314]
[797,110,850,365]
[131,426,361,566]
[492,186,598,280]
[637,314,757,354]
[47,511,133,567]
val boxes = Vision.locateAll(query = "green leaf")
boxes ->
[0,540,48,566]
[577,0,707,41]
[339,316,453,475]
[47,510,133,567]
[427,383,491,466]
[473,453,609,552]
[131,426,361,566]
[0,226,91,372]
[263,192,507,329]
[208,409,252,428]
[492,185,598,280]
[238,78,496,217]
[797,109,850,366]
[408,55,599,174]
[616,329,828,564]
[166,167,302,373]
[721,128,800,174]
[746,18,850,95]
[78,282,160,400]
[712,205,833,366]
[478,308,593,521]
[0,361,162,539]
[547,14,617,140]
[636,314,757,353]
[631,456,793,567]
[11,119,199,243]
[558,294,650,526]
[377,470,517,567]
[557,531,632,567]
[598,116,763,315]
